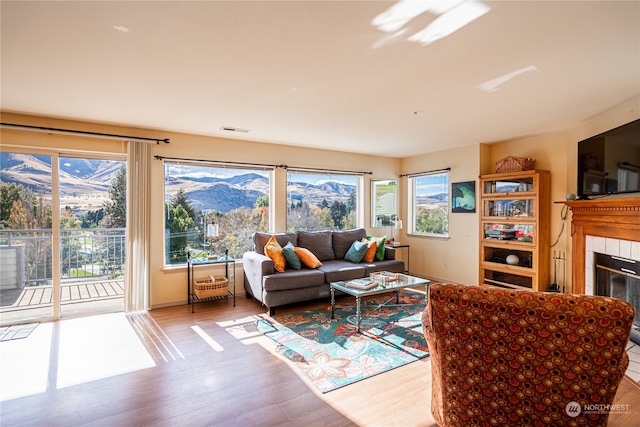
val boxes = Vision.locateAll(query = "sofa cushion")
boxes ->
[297,230,335,261]
[367,235,387,261]
[253,232,298,255]
[361,238,377,262]
[263,269,326,291]
[332,228,367,259]
[294,247,323,268]
[320,260,366,283]
[282,241,301,270]
[264,235,286,273]
[344,240,368,263]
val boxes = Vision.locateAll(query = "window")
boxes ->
[371,179,397,227]
[410,171,449,236]
[163,162,271,264]
[286,172,359,232]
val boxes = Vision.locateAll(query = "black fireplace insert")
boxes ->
[595,252,640,345]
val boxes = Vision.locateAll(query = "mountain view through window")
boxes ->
[412,171,449,236]
[163,164,360,264]
[286,172,358,232]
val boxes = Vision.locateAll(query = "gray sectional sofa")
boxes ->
[243,228,405,315]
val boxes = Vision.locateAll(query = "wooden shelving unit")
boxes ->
[479,169,550,291]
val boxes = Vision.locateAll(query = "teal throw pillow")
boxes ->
[344,240,368,263]
[367,235,387,261]
[282,241,301,270]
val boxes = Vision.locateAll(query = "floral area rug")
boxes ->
[256,291,429,393]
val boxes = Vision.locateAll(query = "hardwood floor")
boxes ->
[1,296,638,426]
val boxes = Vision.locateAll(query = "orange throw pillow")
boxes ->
[294,247,323,268]
[361,238,377,263]
[264,235,286,273]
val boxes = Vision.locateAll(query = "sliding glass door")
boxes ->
[58,156,126,317]
[0,152,54,323]
[0,150,125,324]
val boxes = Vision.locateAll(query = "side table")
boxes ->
[187,250,235,312]
[387,244,410,274]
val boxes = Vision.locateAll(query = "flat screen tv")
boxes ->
[577,119,640,199]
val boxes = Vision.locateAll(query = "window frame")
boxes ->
[408,170,450,237]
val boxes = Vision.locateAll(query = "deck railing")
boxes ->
[0,228,126,287]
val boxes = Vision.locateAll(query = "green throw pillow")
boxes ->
[367,235,386,261]
[282,241,301,270]
[344,240,368,263]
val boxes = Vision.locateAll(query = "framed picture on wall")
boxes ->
[451,181,475,213]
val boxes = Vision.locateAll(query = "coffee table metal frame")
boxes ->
[330,274,430,332]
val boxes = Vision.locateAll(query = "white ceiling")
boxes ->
[1,1,639,157]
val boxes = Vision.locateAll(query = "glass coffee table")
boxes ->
[330,274,430,332]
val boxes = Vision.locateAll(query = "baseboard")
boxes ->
[150,290,248,310]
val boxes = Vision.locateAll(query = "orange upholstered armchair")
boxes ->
[422,283,635,427]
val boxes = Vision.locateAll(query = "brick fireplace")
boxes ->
[564,198,640,294]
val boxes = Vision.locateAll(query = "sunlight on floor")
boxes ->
[0,322,52,401]
[127,311,184,363]
[191,325,224,352]
[56,313,156,388]
[217,314,264,340]
[0,312,158,401]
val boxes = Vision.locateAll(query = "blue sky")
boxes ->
[415,174,448,197]
[164,164,356,186]
[286,173,356,186]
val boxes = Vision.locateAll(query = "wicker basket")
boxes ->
[193,275,229,299]
[495,156,535,173]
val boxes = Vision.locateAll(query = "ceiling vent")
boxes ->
[220,126,250,133]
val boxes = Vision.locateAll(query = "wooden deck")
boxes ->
[0,280,124,311]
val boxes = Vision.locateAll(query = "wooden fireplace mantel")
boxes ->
[563,197,640,294]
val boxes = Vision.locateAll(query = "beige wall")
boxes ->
[2,96,639,306]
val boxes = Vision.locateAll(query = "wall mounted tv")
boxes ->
[577,118,640,199]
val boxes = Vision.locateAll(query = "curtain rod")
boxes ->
[155,156,372,176]
[398,167,450,178]
[280,165,372,176]
[1,123,170,144]
[155,155,279,169]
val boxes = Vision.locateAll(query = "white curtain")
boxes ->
[124,141,151,312]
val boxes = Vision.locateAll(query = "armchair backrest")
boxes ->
[422,283,635,427]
